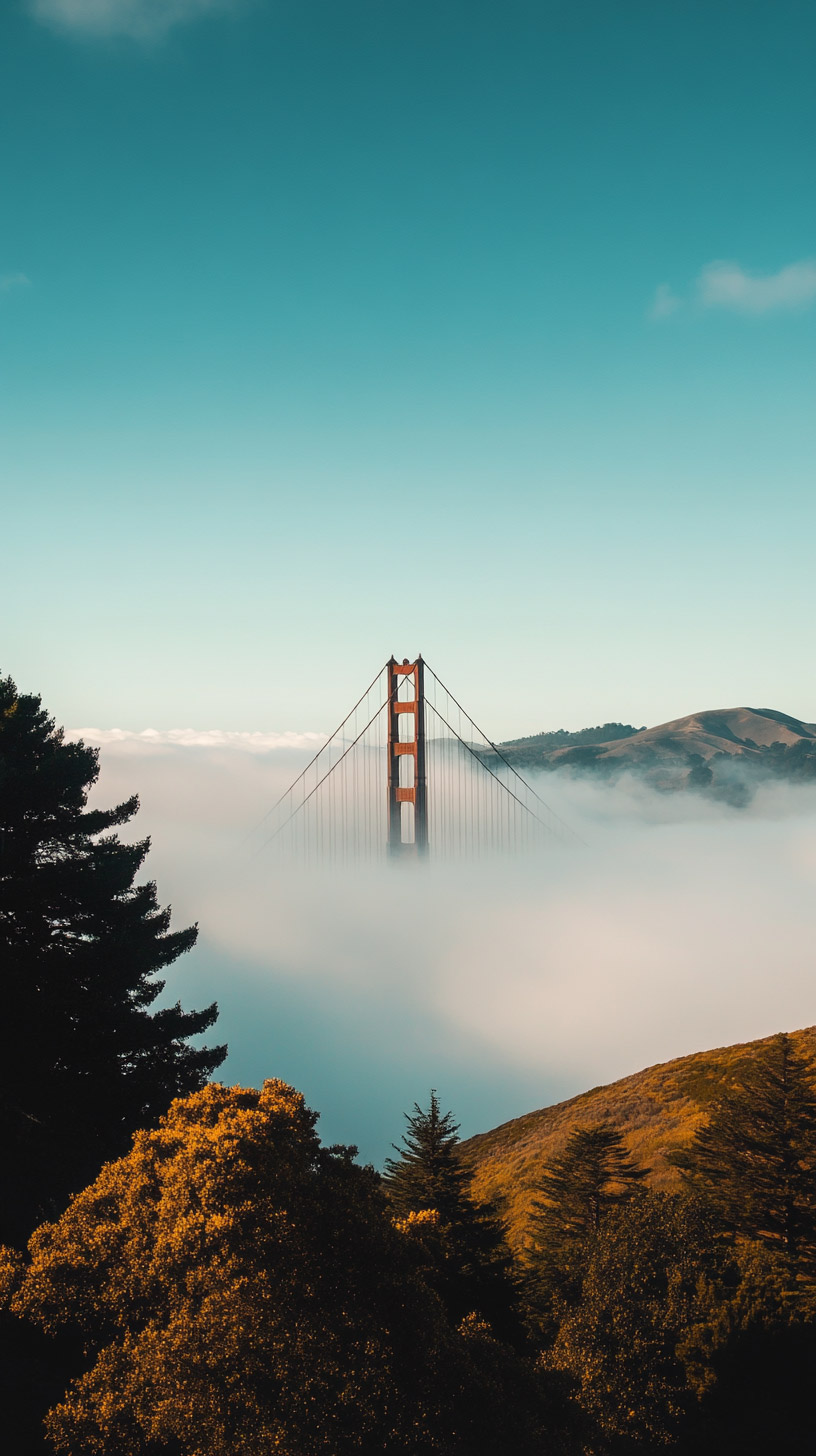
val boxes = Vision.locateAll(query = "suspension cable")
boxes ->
[244,660,389,842]
[257,666,409,852]
[424,699,556,834]
[423,660,577,839]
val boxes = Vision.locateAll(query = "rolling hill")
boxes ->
[460,1026,816,1253]
[498,706,816,796]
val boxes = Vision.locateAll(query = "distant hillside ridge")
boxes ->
[497,706,816,800]
[502,722,644,752]
[460,1025,816,1253]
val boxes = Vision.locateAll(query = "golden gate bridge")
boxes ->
[253,657,576,861]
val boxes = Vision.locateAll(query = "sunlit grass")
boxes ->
[462,1026,816,1252]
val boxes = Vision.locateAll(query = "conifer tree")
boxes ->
[672,1033,816,1272]
[528,1123,647,1262]
[0,672,226,1244]
[384,1091,470,1219]
[384,1092,521,1342]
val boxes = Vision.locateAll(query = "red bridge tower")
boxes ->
[386,657,428,856]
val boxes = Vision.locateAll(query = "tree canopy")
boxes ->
[384,1092,521,1344]
[546,1192,725,1447]
[528,1122,648,1262]
[672,1033,816,1274]
[0,673,225,1244]
[1,1080,551,1456]
[384,1091,471,1219]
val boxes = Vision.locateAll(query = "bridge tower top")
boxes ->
[387,657,427,856]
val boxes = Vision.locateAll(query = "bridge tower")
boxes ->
[258,652,572,861]
[387,656,428,856]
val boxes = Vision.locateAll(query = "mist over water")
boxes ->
[83,735,816,1165]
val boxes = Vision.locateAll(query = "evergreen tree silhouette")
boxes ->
[672,1032,816,1272]
[528,1123,647,1261]
[384,1092,522,1343]
[0,672,226,1245]
[384,1090,470,1219]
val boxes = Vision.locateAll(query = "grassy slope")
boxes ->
[460,1026,816,1253]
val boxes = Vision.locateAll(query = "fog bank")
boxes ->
[82,735,816,1164]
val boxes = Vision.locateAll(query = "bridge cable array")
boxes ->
[249,658,578,862]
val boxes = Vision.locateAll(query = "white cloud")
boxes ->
[696,258,816,315]
[28,0,238,40]
[0,272,31,291]
[649,259,816,321]
[67,727,327,752]
[648,283,682,321]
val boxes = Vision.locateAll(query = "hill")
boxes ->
[460,1025,816,1253]
[503,722,644,752]
[498,706,816,799]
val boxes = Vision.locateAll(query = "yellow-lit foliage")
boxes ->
[1,1080,465,1456]
[461,1027,816,1253]
[394,1209,440,1235]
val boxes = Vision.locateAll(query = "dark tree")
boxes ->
[672,1033,816,1273]
[384,1092,522,1343]
[546,1192,726,1449]
[0,672,226,1245]
[686,752,714,791]
[384,1091,471,1220]
[528,1123,648,1263]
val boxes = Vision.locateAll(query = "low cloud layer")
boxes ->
[79,732,816,1164]
[76,726,327,752]
[650,258,816,320]
[28,0,237,40]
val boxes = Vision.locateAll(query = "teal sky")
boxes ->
[3,0,815,738]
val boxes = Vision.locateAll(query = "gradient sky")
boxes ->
[3,0,815,739]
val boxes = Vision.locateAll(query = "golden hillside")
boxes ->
[460,1026,816,1253]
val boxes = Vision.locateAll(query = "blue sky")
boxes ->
[3,0,815,739]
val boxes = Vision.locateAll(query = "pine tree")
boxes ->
[672,1033,816,1271]
[0,673,226,1244]
[528,1123,648,1261]
[384,1092,522,1342]
[384,1091,471,1219]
